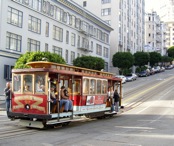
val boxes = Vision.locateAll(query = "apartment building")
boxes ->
[159,0,174,48]
[0,0,113,95]
[73,0,145,73]
[145,11,167,55]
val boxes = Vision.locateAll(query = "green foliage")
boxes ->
[161,56,173,63]
[134,51,150,67]
[135,66,147,73]
[167,46,174,58]
[14,51,66,69]
[112,52,134,69]
[149,52,162,67]
[73,56,105,71]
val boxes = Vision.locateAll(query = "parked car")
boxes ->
[160,67,165,72]
[115,75,127,84]
[165,65,173,70]
[149,68,155,75]
[125,73,137,81]
[138,70,150,77]
[153,66,161,73]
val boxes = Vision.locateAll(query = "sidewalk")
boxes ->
[0,95,6,111]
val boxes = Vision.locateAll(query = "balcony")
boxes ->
[77,44,93,52]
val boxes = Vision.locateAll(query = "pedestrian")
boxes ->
[113,89,120,113]
[4,82,11,118]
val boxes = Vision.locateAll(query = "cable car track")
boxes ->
[0,124,39,140]
[123,76,174,112]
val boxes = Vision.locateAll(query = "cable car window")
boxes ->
[102,80,108,94]
[35,74,45,92]
[90,79,96,94]
[23,75,33,92]
[13,74,21,92]
[73,79,81,94]
[97,80,101,94]
[83,78,89,94]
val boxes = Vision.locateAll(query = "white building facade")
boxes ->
[145,11,167,55]
[72,0,145,74]
[150,0,174,49]
[0,0,113,95]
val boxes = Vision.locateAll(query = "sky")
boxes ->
[145,0,165,12]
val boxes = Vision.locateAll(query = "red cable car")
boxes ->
[9,61,122,128]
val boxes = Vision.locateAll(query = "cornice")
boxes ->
[0,50,20,59]
[56,0,113,32]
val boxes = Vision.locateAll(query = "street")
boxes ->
[0,69,174,146]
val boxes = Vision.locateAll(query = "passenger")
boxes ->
[4,82,11,118]
[60,86,73,112]
[37,85,45,92]
[107,86,115,113]
[24,85,30,92]
[50,86,57,104]
[113,89,120,113]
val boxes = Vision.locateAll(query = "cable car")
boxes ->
[9,61,122,128]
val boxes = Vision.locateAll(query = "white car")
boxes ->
[115,75,127,84]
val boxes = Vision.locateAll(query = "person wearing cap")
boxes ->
[60,86,73,112]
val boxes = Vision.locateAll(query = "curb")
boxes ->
[0,108,6,111]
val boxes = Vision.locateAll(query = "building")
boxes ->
[0,0,113,95]
[148,0,174,50]
[72,0,145,73]
[145,11,167,55]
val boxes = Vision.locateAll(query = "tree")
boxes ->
[14,51,66,69]
[161,56,173,65]
[167,46,174,58]
[149,52,162,67]
[134,51,150,67]
[112,52,134,74]
[73,56,105,71]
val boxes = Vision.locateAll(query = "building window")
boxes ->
[28,0,42,11]
[55,6,64,22]
[7,7,23,27]
[4,65,14,81]
[65,49,69,63]
[78,35,80,47]
[103,47,108,58]
[77,53,80,57]
[6,32,22,52]
[103,33,109,43]
[52,46,62,56]
[91,41,93,51]
[104,62,108,72]
[83,1,87,7]
[101,0,111,4]
[45,43,48,51]
[101,8,111,16]
[71,51,75,64]
[45,22,49,37]
[53,25,63,42]
[66,31,69,44]
[28,15,41,34]
[27,38,40,52]
[97,29,102,40]
[96,44,102,56]
[71,33,76,46]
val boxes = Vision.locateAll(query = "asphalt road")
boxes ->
[0,69,174,146]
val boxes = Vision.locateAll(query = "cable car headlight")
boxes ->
[25,104,30,110]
